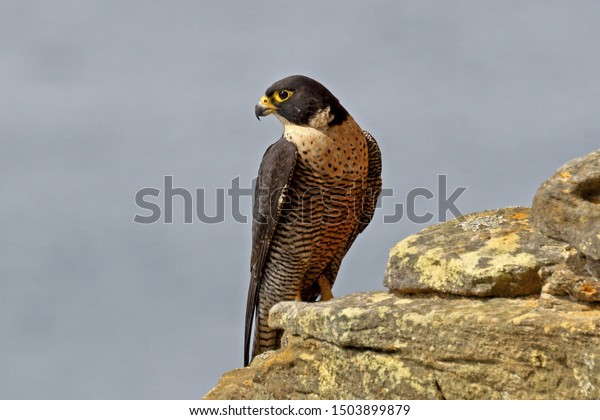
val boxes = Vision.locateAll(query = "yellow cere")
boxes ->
[260,95,273,107]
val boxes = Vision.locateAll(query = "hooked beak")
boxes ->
[255,95,276,120]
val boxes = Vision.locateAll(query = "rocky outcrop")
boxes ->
[205,149,600,400]
[531,149,600,297]
[531,149,600,260]
[541,248,600,303]
[384,207,567,297]
[384,205,600,304]
[205,292,599,399]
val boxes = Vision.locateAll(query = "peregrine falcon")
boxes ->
[245,75,382,366]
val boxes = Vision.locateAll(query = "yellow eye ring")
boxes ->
[273,89,292,102]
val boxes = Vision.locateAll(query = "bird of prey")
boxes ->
[245,75,382,366]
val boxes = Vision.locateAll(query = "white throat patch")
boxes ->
[308,106,334,131]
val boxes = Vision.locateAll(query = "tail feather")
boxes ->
[252,325,281,360]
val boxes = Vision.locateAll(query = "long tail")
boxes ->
[244,278,283,366]
[252,305,282,360]
[250,278,324,363]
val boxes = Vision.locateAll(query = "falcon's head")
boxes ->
[255,75,349,128]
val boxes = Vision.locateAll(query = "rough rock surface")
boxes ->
[540,248,600,303]
[531,149,600,260]
[384,207,568,297]
[205,292,600,400]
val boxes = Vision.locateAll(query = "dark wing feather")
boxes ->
[244,138,298,366]
[356,130,383,234]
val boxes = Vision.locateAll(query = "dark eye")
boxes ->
[274,89,292,102]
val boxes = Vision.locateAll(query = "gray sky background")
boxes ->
[1,1,598,399]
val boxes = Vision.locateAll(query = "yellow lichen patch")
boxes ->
[368,292,393,304]
[392,297,416,306]
[339,307,367,319]
[355,352,425,395]
[560,171,571,180]
[510,312,539,326]
[317,356,339,394]
[414,247,465,288]
[315,346,420,398]
[530,350,548,368]
[402,311,435,327]
[476,231,537,271]
[412,231,538,290]
[483,251,537,271]
[558,313,600,333]
[384,340,408,351]
[389,237,420,260]
[486,231,520,253]
[299,352,315,362]
[555,320,595,335]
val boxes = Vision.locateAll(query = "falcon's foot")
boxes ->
[317,276,334,301]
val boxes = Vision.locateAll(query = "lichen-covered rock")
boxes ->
[204,292,600,400]
[384,207,568,297]
[531,149,600,260]
[541,248,600,302]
